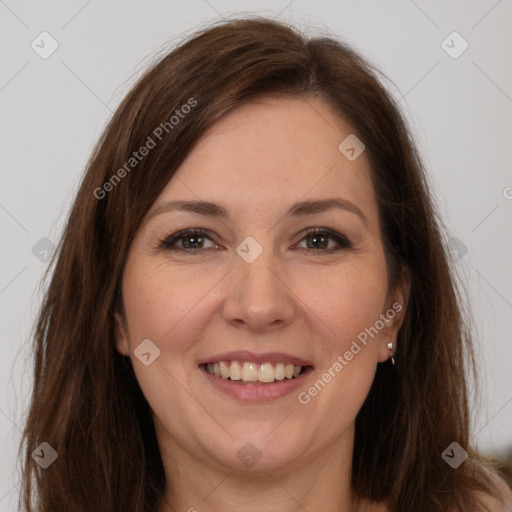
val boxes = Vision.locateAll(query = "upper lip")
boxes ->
[198,350,314,367]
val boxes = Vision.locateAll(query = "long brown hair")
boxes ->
[19,16,504,511]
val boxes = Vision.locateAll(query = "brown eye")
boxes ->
[295,228,352,252]
[161,229,218,252]
[159,227,352,255]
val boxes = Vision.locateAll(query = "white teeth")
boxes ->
[274,362,285,380]
[258,363,275,383]
[219,361,229,379]
[229,361,242,380]
[242,362,259,381]
[205,360,305,383]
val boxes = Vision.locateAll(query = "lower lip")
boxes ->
[200,365,314,402]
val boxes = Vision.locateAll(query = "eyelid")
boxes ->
[159,228,219,250]
[294,227,352,251]
[159,227,353,253]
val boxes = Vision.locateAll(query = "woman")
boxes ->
[19,16,512,512]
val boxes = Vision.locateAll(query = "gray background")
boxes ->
[1,1,511,509]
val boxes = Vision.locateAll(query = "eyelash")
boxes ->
[159,227,353,254]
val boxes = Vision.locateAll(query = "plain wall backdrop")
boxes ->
[1,1,511,509]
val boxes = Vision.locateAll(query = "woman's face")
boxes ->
[117,95,408,476]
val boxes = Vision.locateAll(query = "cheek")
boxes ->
[297,258,389,351]
[295,264,387,417]
[123,248,388,361]
[121,264,214,429]
[122,262,207,351]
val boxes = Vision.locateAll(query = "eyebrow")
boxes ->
[147,198,367,225]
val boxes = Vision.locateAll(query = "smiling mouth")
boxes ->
[200,361,312,385]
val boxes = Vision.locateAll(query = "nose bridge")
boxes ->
[235,234,283,303]
[223,233,295,329]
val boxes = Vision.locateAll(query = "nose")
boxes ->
[221,245,296,333]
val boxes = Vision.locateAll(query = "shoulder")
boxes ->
[357,474,512,512]
[476,473,512,512]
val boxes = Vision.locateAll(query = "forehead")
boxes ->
[148,95,378,227]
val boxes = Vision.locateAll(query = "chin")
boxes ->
[202,429,310,474]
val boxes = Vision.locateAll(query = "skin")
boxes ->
[116,95,410,512]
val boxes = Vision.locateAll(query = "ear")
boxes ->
[115,312,131,356]
[377,270,411,363]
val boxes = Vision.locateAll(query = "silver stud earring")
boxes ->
[387,341,395,365]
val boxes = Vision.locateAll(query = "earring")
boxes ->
[387,341,395,365]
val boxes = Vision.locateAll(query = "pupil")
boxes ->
[184,235,202,249]
[308,235,327,249]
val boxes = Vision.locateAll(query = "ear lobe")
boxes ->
[377,273,411,362]
[114,313,130,356]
